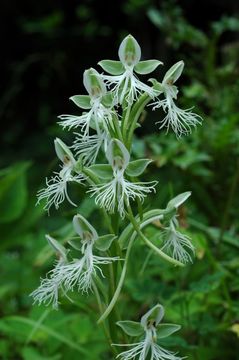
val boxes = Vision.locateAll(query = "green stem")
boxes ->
[92,281,118,357]
[113,114,124,142]
[126,204,184,267]
[126,93,151,149]
[219,160,239,243]
[122,104,132,142]
[98,235,134,324]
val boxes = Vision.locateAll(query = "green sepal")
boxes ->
[162,207,177,223]
[74,157,84,173]
[98,60,124,75]
[95,234,117,252]
[68,239,82,251]
[141,304,164,328]
[167,192,191,210]
[157,324,181,339]
[70,95,91,109]
[134,60,163,75]
[149,78,163,93]
[88,164,113,179]
[54,138,75,164]
[46,235,67,261]
[126,159,152,177]
[163,61,184,84]
[101,92,114,108]
[117,321,144,337]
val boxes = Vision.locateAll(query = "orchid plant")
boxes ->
[31,34,202,359]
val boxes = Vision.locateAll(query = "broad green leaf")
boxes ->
[98,60,124,75]
[70,95,91,109]
[126,159,152,177]
[89,164,112,179]
[0,316,88,355]
[157,323,181,338]
[0,162,30,223]
[135,60,163,75]
[22,346,61,360]
[117,320,144,337]
[95,234,117,251]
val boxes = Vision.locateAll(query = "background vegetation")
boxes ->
[0,0,239,359]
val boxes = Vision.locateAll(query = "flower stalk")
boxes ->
[32,34,201,359]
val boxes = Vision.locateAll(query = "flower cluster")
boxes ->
[32,34,201,359]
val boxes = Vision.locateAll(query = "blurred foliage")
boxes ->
[1,0,239,359]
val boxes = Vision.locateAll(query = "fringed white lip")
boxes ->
[88,175,157,218]
[161,217,195,264]
[151,84,202,138]
[114,329,182,360]
[103,70,157,105]
[36,164,85,212]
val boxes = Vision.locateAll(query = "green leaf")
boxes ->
[157,324,181,338]
[126,159,152,177]
[134,60,163,75]
[70,95,91,109]
[0,316,89,355]
[88,164,112,179]
[117,320,144,337]
[95,234,117,251]
[0,162,30,223]
[98,60,124,75]
[163,61,184,84]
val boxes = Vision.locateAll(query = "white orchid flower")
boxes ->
[36,138,85,211]
[115,304,182,360]
[99,35,162,105]
[56,215,119,293]
[58,68,114,137]
[161,192,195,263]
[30,235,68,309]
[88,139,157,217]
[152,61,202,137]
